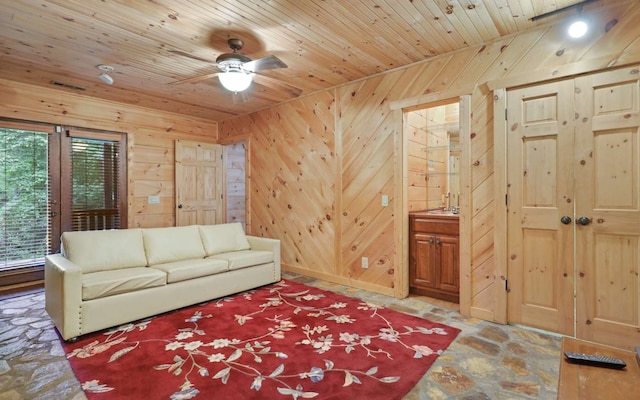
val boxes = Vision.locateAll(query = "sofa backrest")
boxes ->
[61,229,148,273]
[198,223,251,257]
[143,225,206,265]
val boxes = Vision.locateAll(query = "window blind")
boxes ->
[70,136,121,231]
[0,128,50,270]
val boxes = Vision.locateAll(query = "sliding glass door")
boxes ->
[0,123,51,286]
[0,121,127,290]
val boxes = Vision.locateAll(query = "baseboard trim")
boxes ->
[0,280,44,300]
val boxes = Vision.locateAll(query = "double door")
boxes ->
[506,66,640,349]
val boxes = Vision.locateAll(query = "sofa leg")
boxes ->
[65,337,78,343]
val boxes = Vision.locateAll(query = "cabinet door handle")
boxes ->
[429,239,434,244]
[435,239,441,245]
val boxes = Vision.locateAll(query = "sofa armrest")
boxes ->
[246,236,281,274]
[45,254,83,341]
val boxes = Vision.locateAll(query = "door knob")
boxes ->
[560,216,572,225]
[177,204,183,209]
[577,216,591,226]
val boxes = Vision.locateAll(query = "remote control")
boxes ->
[564,351,626,369]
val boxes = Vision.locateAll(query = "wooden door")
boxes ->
[574,67,640,350]
[175,140,222,226]
[506,80,576,335]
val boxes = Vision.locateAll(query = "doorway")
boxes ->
[223,141,247,229]
[406,100,462,304]
[406,100,461,212]
[505,66,640,349]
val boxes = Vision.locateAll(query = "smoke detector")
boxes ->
[97,64,114,85]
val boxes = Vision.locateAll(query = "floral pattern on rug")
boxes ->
[64,280,460,400]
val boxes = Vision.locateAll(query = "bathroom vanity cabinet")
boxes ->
[409,212,460,303]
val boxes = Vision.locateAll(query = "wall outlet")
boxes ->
[361,257,369,269]
[148,195,160,204]
[381,194,389,207]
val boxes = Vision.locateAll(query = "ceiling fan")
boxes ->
[169,38,302,101]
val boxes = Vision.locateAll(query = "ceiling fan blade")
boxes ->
[243,55,287,72]
[167,49,215,64]
[252,74,302,98]
[169,72,220,85]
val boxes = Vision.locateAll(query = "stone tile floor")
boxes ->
[0,272,561,399]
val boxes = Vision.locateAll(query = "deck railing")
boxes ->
[72,208,119,231]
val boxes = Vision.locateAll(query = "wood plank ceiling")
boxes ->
[0,0,617,121]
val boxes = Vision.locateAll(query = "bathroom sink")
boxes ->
[425,209,459,216]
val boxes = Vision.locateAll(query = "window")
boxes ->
[0,126,50,271]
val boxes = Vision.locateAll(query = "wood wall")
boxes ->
[0,78,218,228]
[3,1,640,322]
[219,1,640,319]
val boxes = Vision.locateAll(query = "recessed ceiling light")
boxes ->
[568,19,588,38]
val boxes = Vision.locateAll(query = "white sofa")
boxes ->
[45,223,280,341]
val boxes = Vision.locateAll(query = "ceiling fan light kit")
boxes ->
[218,69,254,92]
[171,38,295,98]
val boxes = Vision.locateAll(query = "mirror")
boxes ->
[407,100,460,212]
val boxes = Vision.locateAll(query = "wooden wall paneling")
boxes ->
[476,30,549,84]
[507,26,569,77]
[451,37,517,92]
[471,225,496,275]
[582,2,640,60]
[465,86,499,319]
[133,162,174,182]
[339,75,397,290]
[0,78,218,230]
[425,50,481,95]
[215,3,640,311]
[222,93,337,279]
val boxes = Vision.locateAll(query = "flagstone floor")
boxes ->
[0,272,562,399]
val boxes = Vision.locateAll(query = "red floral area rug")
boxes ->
[61,280,460,399]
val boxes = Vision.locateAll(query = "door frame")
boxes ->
[218,134,251,233]
[389,88,472,305]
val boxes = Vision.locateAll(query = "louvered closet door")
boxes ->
[574,67,640,350]
[506,79,576,335]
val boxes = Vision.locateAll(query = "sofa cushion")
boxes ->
[151,258,229,284]
[209,250,274,271]
[199,223,251,256]
[61,229,147,274]
[143,226,206,266]
[82,267,166,300]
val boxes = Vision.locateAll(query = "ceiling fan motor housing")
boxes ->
[216,52,252,73]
